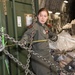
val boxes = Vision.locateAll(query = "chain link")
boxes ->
[25,31,34,75]
[0,32,35,75]
[0,0,72,75]
[4,33,71,75]
[3,49,35,75]
[0,31,74,75]
[5,33,72,74]
[3,49,26,69]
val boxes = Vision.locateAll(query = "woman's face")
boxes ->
[38,11,48,24]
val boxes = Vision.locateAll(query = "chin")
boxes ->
[41,22,45,24]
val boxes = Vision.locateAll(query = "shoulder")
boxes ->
[45,24,50,30]
[33,22,40,30]
[25,22,38,34]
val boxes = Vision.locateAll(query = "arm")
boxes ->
[20,33,29,45]
[48,30,58,41]
[20,26,36,46]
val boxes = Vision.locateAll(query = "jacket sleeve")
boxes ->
[20,33,29,45]
[48,30,58,41]
[20,27,36,45]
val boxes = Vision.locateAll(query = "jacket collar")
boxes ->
[36,21,46,28]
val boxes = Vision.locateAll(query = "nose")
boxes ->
[42,16,44,19]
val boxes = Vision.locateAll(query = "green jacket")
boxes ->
[21,21,58,53]
[20,21,58,75]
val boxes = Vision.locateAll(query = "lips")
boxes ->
[41,20,45,22]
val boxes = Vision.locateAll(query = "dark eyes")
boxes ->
[40,15,47,17]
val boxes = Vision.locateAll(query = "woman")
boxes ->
[21,8,58,75]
